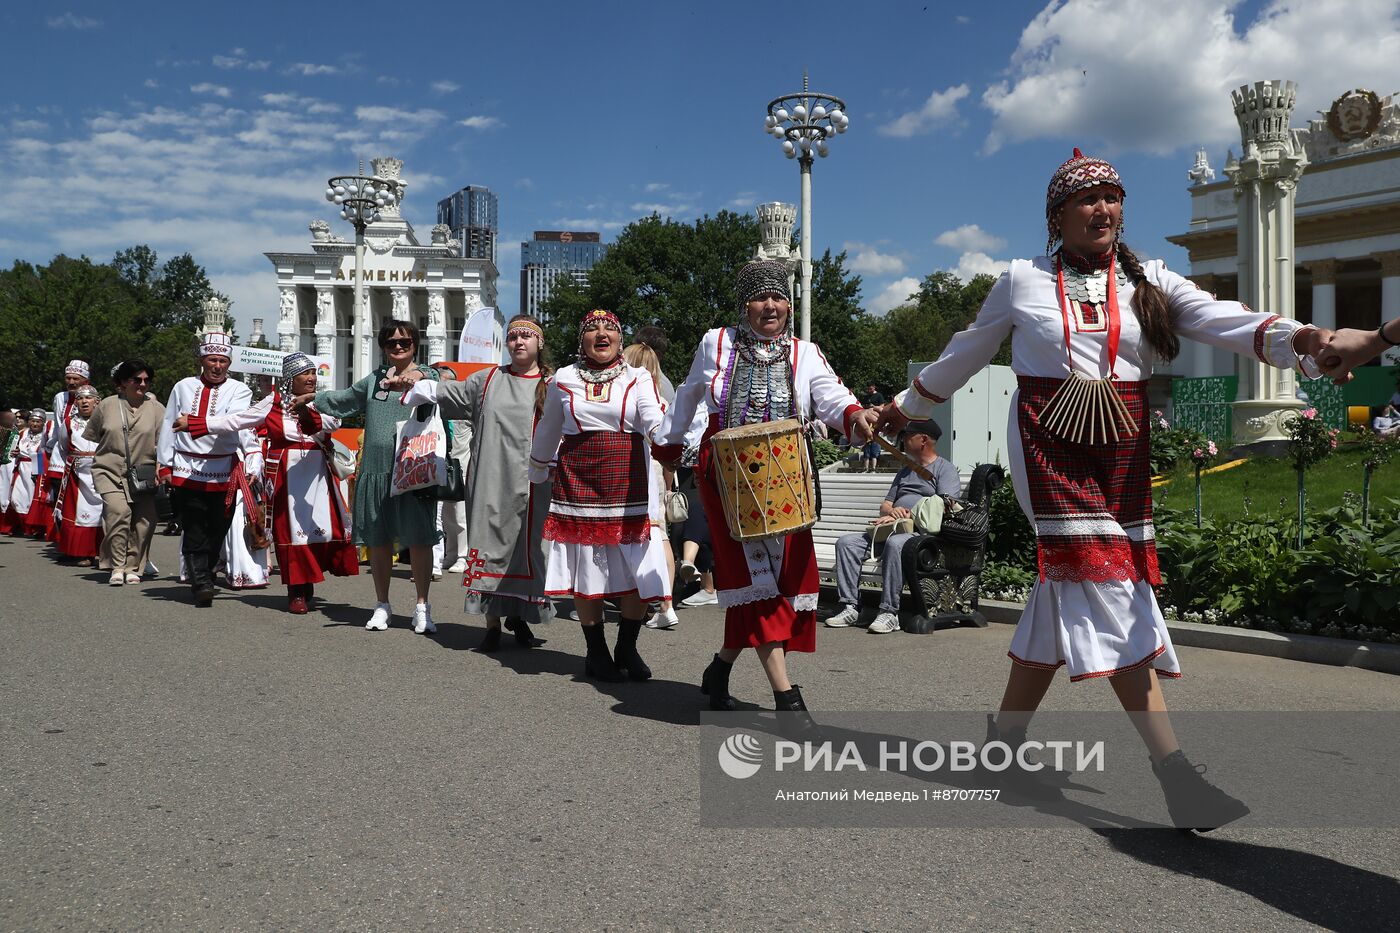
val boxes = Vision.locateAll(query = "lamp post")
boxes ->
[324,163,402,383]
[765,74,848,342]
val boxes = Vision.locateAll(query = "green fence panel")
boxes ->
[1298,377,1347,430]
[1170,375,1238,444]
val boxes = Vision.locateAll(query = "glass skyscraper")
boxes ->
[519,231,607,321]
[436,186,498,263]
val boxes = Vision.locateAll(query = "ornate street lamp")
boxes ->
[324,162,403,382]
[764,74,849,342]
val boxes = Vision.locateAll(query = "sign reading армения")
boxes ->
[334,268,427,282]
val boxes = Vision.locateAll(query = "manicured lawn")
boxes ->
[1153,444,1400,522]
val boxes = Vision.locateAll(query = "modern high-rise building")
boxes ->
[437,185,498,263]
[519,231,608,320]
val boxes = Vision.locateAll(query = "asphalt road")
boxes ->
[2,531,1397,932]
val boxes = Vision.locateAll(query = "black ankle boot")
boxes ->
[981,714,1061,800]
[613,618,652,681]
[1152,750,1250,832]
[477,627,502,653]
[506,617,535,648]
[773,685,819,737]
[700,654,736,711]
[773,685,808,711]
[582,624,625,682]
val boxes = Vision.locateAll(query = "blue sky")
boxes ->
[5,1,1398,326]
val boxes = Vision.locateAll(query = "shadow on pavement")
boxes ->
[1097,829,1400,931]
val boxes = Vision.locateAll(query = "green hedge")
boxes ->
[985,478,1400,643]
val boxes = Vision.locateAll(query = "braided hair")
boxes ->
[1116,243,1179,363]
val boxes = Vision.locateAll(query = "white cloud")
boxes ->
[430,80,460,94]
[868,277,922,315]
[376,75,401,86]
[956,15,970,24]
[213,50,269,70]
[878,84,969,137]
[644,182,669,193]
[843,242,906,276]
[3,91,457,338]
[190,83,232,99]
[727,191,758,209]
[982,0,1400,155]
[143,78,159,89]
[516,177,535,189]
[11,120,48,134]
[47,12,101,29]
[934,224,1007,254]
[287,62,340,76]
[949,251,1010,281]
[260,93,341,114]
[553,218,625,232]
[630,202,693,217]
[459,115,502,130]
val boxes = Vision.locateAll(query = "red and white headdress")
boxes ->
[1045,148,1124,251]
[199,333,234,358]
[65,359,90,379]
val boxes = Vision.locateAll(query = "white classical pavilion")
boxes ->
[264,157,499,389]
[1169,84,1400,381]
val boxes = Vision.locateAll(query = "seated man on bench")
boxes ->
[825,418,962,634]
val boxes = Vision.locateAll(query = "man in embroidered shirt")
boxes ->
[826,418,961,634]
[156,335,260,607]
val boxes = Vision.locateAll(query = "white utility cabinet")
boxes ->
[904,362,1017,473]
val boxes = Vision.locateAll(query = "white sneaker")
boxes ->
[645,607,680,629]
[431,570,443,581]
[824,605,860,628]
[413,603,436,634]
[868,612,901,634]
[366,602,391,631]
[446,558,467,574]
[124,572,141,585]
[680,589,718,608]
[108,571,124,586]
[678,561,701,584]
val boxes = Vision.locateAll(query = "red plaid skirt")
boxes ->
[1016,376,1159,585]
[544,430,650,546]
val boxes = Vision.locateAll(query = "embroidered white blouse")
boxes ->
[658,328,862,446]
[896,256,1313,420]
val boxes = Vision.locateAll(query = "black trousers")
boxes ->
[169,486,234,586]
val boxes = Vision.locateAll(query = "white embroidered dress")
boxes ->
[898,256,1311,680]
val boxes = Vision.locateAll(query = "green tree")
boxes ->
[540,211,762,381]
[873,271,1005,386]
[0,247,230,408]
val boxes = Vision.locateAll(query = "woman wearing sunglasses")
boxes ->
[82,360,165,583]
[296,319,440,634]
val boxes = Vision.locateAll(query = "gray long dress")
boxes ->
[438,366,554,623]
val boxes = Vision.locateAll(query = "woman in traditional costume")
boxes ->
[877,150,1331,829]
[298,319,441,634]
[4,411,46,536]
[388,315,555,651]
[175,352,357,615]
[0,409,18,526]
[656,261,878,713]
[53,386,104,564]
[22,409,57,539]
[527,309,669,682]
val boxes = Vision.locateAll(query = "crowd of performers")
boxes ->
[3,149,1370,830]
